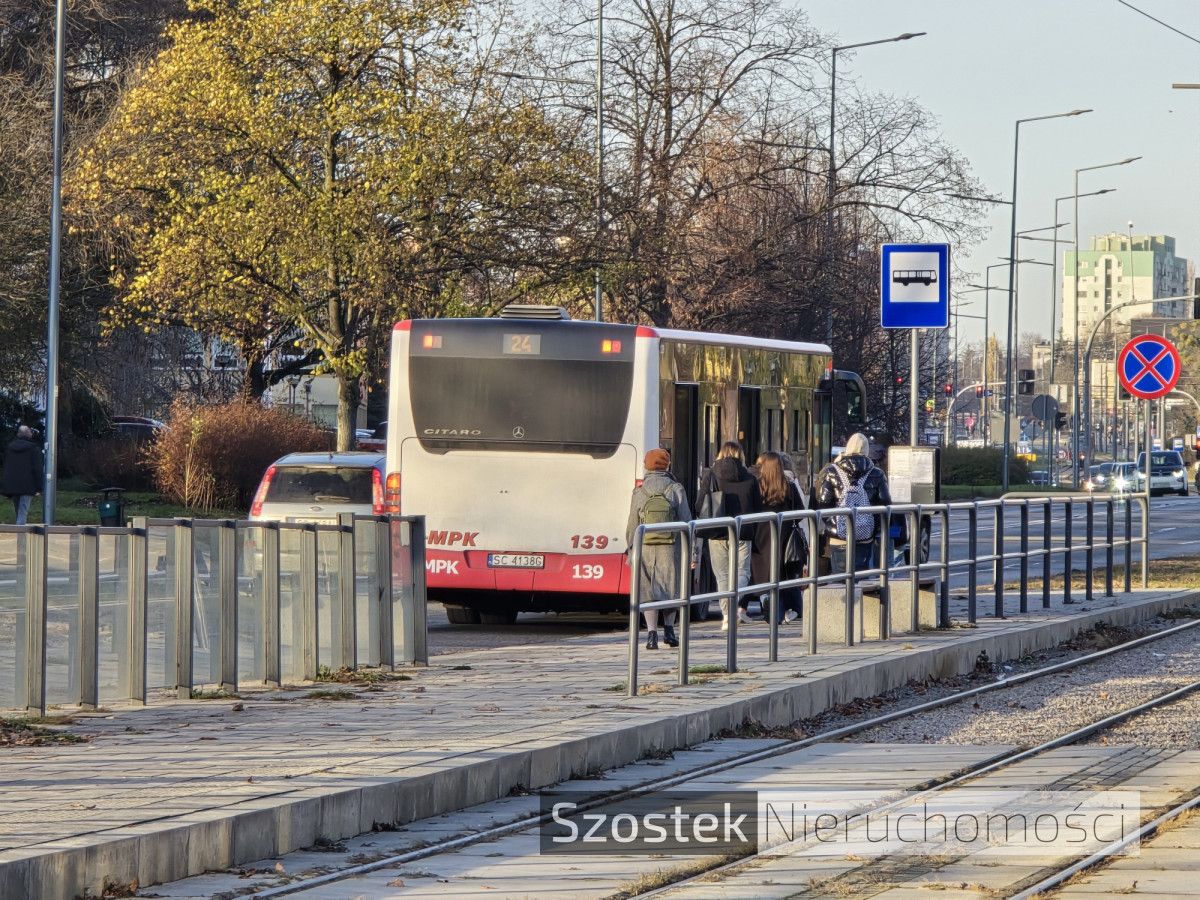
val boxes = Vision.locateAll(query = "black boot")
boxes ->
[662,624,679,647]
[646,629,659,650]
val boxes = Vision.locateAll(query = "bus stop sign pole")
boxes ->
[880,243,951,447]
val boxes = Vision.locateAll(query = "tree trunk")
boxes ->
[336,372,358,451]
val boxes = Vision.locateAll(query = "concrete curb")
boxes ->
[4,589,1197,898]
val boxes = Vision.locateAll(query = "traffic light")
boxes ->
[1054,411,1067,431]
[1018,369,1035,395]
[975,385,984,399]
[895,375,905,387]
[944,383,953,396]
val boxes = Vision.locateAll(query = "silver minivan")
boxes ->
[249,451,386,523]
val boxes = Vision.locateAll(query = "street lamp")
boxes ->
[1071,156,1141,485]
[825,31,926,342]
[1002,107,1092,490]
[965,261,1013,446]
[43,0,67,524]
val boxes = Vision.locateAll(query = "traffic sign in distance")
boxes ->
[1030,394,1058,422]
[1117,334,1181,401]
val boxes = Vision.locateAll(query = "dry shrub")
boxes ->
[68,437,156,490]
[150,399,331,511]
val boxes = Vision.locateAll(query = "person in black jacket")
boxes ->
[813,433,890,574]
[752,452,806,624]
[697,441,761,629]
[1,426,42,525]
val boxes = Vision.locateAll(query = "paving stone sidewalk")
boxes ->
[0,585,1195,897]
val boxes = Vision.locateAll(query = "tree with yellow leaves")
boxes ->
[71,0,592,448]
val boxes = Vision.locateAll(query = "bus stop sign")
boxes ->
[1117,334,1180,401]
[880,243,950,329]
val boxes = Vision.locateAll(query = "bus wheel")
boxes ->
[444,604,482,625]
[479,609,519,625]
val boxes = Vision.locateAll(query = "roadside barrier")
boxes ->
[627,494,1148,697]
[0,514,426,714]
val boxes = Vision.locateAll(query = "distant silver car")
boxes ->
[249,451,386,523]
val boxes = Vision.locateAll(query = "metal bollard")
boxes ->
[844,513,856,647]
[937,508,950,628]
[299,525,318,680]
[1084,497,1095,602]
[805,516,820,655]
[1105,499,1115,598]
[992,503,1004,618]
[726,525,739,675]
[1018,502,1029,614]
[767,516,780,663]
[217,521,238,692]
[375,519,395,670]
[906,507,920,635]
[79,527,100,709]
[878,508,891,641]
[174,522,195,699]
[335,514,358,670]
[967,505,978,624]
[627,528,643,698]
[129,519,149,706]
[1041,501,1052,609]
[261,523,281,688]
[23,528,47,714]
[1124,499,1133,594]
[1063,499,1074,605]
[677,528,691,687]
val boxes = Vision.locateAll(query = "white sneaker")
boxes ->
[737,608,754,625]
[784,609,799,623]
[721,616,729,632]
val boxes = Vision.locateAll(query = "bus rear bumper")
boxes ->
[425,550,630,597]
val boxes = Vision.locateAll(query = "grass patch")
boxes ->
[603,682,627,693]
[1005,556,1200,593]
[0,716,89,747]
[688,664,727,675]
[0,480,243,526]
[303,689,359,701]
[314,666,409,685]
[609,853,743,897]
[190,688,241,700]
[448,664,472,671]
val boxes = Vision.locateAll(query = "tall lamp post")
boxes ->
[594,0,604,321]
[825,31,925,343]
[1045,188,1115,471]
[1071,156,1140,485]
[1002,254,1053,459]
[1003,108,1092,490]
[43,0,67,525]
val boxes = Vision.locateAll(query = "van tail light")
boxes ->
[372,468,384,515]
[250,465,275,517]
[382,471,402,514]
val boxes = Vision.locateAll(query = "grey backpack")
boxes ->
[834,466,875,542]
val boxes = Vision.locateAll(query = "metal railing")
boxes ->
[627,494,1148,697]
[0,514,427,714]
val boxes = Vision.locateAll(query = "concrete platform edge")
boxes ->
[7,588,1197,899]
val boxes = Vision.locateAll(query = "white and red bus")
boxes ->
[383,305,865,624]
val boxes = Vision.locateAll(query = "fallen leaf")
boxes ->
[231,702,244,712]
[387,878,405,887]
[275,863,285,874]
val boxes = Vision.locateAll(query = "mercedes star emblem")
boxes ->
[512,426,525,439]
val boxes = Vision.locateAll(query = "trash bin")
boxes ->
[98,487,126,527]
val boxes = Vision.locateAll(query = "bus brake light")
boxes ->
[382,472,402,514]
[601,339,622,354]
[422,334,443,349]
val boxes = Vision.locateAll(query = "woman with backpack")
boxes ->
[697,441,761,629]
[626,448,692,650]
[752,452,806,624]
[813,433,891,574]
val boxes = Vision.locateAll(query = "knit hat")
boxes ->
[644,448,671,471]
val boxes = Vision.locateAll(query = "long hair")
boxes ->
[757,452,789,506]
[717,441,744,462]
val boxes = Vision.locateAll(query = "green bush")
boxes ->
[941,447,1029,485]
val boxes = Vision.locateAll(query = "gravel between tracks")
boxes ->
[852,625,1200,748]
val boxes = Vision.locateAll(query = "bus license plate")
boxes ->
[487,553,545,569]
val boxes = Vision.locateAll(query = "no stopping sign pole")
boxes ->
[1117,333,1181,590]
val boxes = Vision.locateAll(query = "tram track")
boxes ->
[246,616,1200,899]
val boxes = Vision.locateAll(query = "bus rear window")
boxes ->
[409,356,634,455]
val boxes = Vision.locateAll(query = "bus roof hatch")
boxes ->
[497,304,571,320]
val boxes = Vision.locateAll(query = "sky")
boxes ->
[795,0,1200,346]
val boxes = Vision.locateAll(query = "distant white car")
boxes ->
[249,451,386,523]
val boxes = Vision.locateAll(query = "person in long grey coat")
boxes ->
[626,448,692,650]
